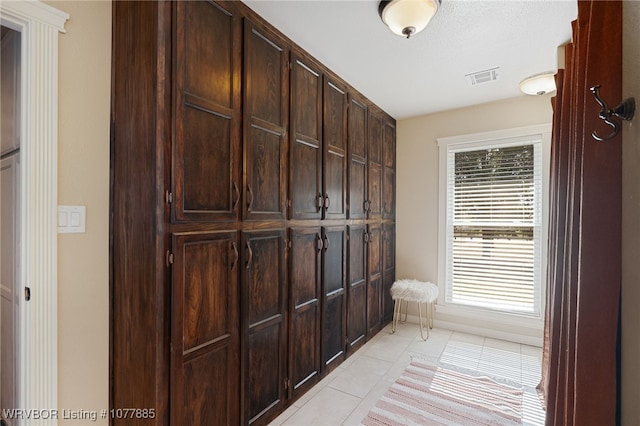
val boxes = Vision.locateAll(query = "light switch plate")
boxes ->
[58,205,86,233]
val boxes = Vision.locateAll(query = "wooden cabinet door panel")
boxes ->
[243,21,288,221]
[174,1,241,222]
[367,111,382,166]
[382,268,395,325]
[242,230,287,425]
[367,224,383,336]
[367,111,383,219]
[382,120,396,219]
[382,224,396,324]
[323,78,348,219]
[289,227,322,397]
[368,163,382,219]
[348,96,367,219]
[290,54,323,220]
[347,225,367,354]
[321,226,346,373]
[171,231,240,426]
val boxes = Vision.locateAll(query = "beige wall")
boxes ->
[622,2,640,424]
[48,1,111,423]
[396,95,553,343]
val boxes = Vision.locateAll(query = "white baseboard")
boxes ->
[400,314,543,347]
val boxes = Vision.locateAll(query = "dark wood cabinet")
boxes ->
[382,223,396,323]
[243,20,289,221]
[289,54,348,221]
[321,226,347,373]
[382,119,396,220]
[289,53,323,220]
[242,230,287,425]
[367,110,383,220]
[348,95,368,219]
[173,0,242,223]
[367,223,383,336]
[111,1,395,425]
[288,227,322,398]
[171,231,240,425]
[323,77,348,219]
[347,225,367,354]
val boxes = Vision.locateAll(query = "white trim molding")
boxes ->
[0,1,68,424]
[436,124,552,338]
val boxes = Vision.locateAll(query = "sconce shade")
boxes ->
[519,72,556,95]
[379,0,441,39]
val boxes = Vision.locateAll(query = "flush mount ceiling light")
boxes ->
[519,72,557,96]
[378,0,441,39]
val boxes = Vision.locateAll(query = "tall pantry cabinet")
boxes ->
[110,1,396,425]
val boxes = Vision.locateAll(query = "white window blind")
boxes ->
[445,137,542,315]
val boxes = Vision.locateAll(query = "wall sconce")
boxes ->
[519,72,557,96]
[378,0,441,39]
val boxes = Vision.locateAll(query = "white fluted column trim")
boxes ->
[0,2,68,425]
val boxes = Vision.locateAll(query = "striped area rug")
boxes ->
[362,359,523,425]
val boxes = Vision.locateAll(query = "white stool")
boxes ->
[390,279,438,340]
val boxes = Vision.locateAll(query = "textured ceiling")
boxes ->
[242,0,578,119]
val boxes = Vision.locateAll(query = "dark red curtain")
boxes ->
[541,1,622,424]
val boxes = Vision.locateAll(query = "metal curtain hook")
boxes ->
[590,85,636,142]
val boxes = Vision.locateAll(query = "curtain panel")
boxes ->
[541,1,622,425]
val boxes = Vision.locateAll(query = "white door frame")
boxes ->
[0,2,67,423]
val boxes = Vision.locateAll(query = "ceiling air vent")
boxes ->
[465,67,500,86]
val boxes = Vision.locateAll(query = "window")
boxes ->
[438,125,550,321]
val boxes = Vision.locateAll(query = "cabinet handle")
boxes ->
[316,233,323,252]
[247,184,254,212]
[232,182,240,212]
[231,242,239,270]
[324,194,330,210]
[245,241,253,269]
[364,232,369,243]
[317,194,324,212]
[363,200,368,213]
[324,235,330,251]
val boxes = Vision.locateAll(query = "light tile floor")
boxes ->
[269,323,545,426]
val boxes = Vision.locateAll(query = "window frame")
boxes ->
[437,124,551,329]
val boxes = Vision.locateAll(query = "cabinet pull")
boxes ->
[317,194,324,212]
[247,184,254,212]
[324,235,330,251]
[324,194,330,210]
[316,233,323,252]
[232,182,240,211]
[364,232,369,243]
[363,200,368,212]
[245,241,253,269]
[231,242,239,270]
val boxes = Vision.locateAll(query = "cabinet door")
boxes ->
[321,226,347,373]
[382,224,396,324]
[243,21,288,221]
[242,230,287,425]
[347,225,367,354]
[367,223,383,336]
[382,120,396,220]
[170,231,240,426]
[348,95,367,219]
[289,227,322,398]
[289,53,323,220]
[173,1,242,222]
[323,77,348,219]
[367,111,383,219]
